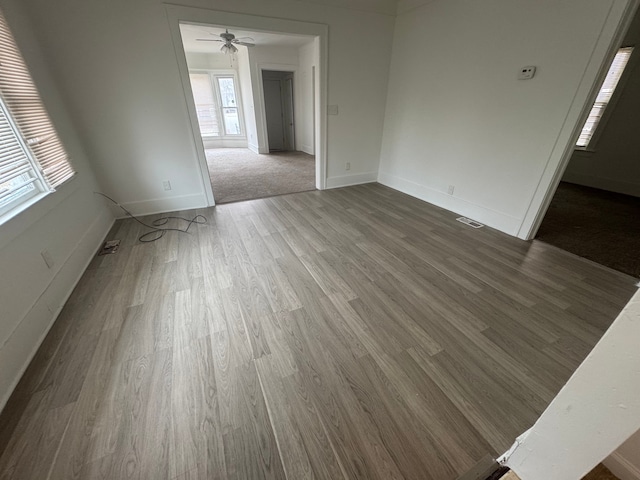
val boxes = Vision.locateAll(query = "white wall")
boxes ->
[19,0,395,213]
[185,51,237,70]
[297,41,318,155]
[563,9,640,198]
[0,0,113,410]
[378,0,633,237]
[504,290,640,480]
[605,429,640,480]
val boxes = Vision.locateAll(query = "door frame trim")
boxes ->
[258,65,297,153]
[165,4,328,205]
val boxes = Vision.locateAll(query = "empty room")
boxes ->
[1,1,639,480]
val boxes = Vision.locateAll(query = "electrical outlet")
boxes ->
[346,162,351,171]
[517,66,536,80]
[448,185,455,195]
[41,250,54,269]
[163,180,172,191]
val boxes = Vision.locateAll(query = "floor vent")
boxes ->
[457,217,485,229]
[99,239,121,256]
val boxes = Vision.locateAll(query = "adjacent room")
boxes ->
[179,24,318,204]
[1,0,640,480]
[536,7,640,278]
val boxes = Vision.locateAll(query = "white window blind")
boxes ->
[189,73,220,136]
[576,46,634,148]
[0,98,41,215]
[0,7,74,207]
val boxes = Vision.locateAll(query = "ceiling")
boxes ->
[180,24,315,54]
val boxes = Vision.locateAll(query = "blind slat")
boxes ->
[576,47,634,148]
[0,8,75,190]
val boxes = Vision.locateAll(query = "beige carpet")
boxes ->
[206,148,316,204]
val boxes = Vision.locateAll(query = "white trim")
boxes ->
[203,137,248,149]
[605,452,640,480]
[0,208,114,411]
[516,0,640,240]
[114,192,206,218]
[326,171,378,188]
[378,171,522,235]
[164,4,329,201]
[247,142,260,153]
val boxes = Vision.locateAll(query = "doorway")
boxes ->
[534,7,640,278]
[262,70,295,152]
[167,8,328,206]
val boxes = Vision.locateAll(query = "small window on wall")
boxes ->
[576,46,634,149]
[188,72,243,138]
[0,7,75,222]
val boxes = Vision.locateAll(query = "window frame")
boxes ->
[575,45,635,152]
[0,6,75,226]
[189,69,245,140]
[0,94,49,218]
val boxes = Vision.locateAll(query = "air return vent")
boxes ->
[457,217,484,229]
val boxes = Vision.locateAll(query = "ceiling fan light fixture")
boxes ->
[220,43,238,54]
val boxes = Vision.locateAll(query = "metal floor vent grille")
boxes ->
[456,217,484,229]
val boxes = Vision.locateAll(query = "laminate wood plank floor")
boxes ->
[1,183,637,480]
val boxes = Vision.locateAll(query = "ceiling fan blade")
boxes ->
[234,36,255,42]
[233,41,255,47]
[196,38,223,42]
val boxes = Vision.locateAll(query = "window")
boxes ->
[188,72,243,137]
[576,46,634,148]
[0,8,75,220]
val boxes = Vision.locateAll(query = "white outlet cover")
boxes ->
[518,66,536,80]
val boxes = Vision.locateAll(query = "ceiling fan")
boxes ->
[196,29,255,54]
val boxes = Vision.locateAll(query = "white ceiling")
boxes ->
[180,24,315,54]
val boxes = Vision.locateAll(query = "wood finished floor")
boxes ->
[1,183,637,480]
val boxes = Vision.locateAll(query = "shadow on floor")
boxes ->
[536,182,640,278]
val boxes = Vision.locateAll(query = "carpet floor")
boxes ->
[536,182,640,278]
[206,148,315,204]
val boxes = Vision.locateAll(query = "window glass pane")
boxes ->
[222,108,241,135]
[217,77,237,108]
[189,73,220,136]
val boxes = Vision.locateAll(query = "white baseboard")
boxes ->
[377,171,522,237]
[562,172,640,198]
[203,138,248,149]
[248,142,260,154]
[0,208,114,412]
[325,171,377,189]
[604,453,640,480]
[298,144,314,155]
[115,193,207,218]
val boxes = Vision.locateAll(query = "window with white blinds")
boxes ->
[0,7,75,218]
[576,46,634,148]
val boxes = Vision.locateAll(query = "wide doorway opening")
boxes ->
[179,23,318,204]
[535,10,640,278]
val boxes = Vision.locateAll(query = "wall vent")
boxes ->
[457,217,484,229]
